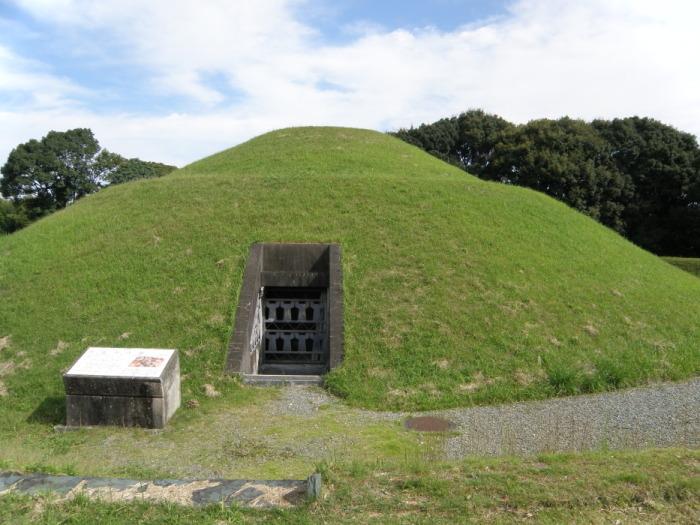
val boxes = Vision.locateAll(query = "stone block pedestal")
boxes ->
[63,347,180,429]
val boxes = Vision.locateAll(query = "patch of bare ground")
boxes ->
[583,323,599,336]
[0,358,16,397]
[514,368,545,386]
[203,384,221,397]
[457,371,494,393]
[433,359,450,370]
[50,340,69,356]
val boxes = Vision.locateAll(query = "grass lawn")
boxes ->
[663,257,700,278]
[0,385,439,481]
[1,448,698,524]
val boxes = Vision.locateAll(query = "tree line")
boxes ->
[0,128,176,234]
[392,111,700,257]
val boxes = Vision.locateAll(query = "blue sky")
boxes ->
[0,1,698,166]
[302,1,508,40]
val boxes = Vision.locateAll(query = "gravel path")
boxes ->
[440,378,700,457]
[267,379,699,457]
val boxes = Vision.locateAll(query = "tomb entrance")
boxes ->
[227,243,343,383]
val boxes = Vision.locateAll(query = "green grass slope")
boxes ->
[1,127,699,418]
[663,257,700,278]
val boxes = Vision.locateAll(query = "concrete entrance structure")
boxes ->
[226,243,344,382]
[63,347,181,428]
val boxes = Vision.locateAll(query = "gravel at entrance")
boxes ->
[267,385,400,421]
[439,378,700,457]
[268,385,339,416]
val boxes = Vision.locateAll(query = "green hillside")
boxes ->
[664,257,700,278]
[1,127,699,418]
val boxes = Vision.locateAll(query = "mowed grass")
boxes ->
[1,449,698,524]
[0,385,437,481]
[0,126,699,423]
[664,257,700,278]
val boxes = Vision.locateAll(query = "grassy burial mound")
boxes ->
[0,127,699,417]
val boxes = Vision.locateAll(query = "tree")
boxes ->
[484,118,633,233]
[392,112,700,255]
[392,118,459,165]
[453,110,515,175]
[0,127,177,234]
[593,117,700,255]
[107,158,176,185]
[392,110,516,173]
[0,128,121,218]
[0,199,29,234]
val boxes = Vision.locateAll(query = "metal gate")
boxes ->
[260,287,328,374]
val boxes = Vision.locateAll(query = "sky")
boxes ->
[0,0,699,166]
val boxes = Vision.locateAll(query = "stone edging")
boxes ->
[0,472,321,508]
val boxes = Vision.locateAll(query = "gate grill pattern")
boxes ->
[262,289,327,366]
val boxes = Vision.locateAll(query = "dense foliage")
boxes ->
[0,128,175,234]
[107,158,176,185]
[1,128,114,217]
[0,198,29,234]
[393,111,700,256]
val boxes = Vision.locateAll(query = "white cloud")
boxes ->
[1,0,700,166]
[0,45,88,108]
